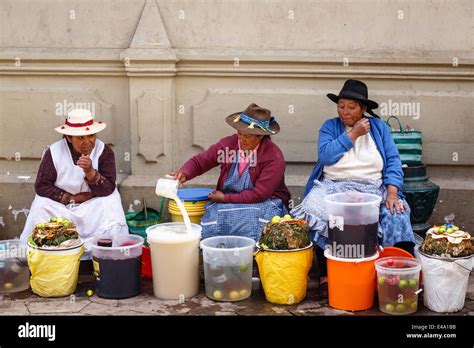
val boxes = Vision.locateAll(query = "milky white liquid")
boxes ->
[148,226,200,300]
[170,195,192,232]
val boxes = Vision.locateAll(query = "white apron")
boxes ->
[21,138,128,260]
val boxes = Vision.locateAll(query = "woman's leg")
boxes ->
[314,246,328,298]
[315,245,328,277]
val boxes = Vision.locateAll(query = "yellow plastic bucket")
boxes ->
[27,240,85,297]
[255,243,313,305]
[168,200,207,224]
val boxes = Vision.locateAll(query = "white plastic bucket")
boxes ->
[27,238,84,256]
[146,222,202,300]
[419,251,472,313]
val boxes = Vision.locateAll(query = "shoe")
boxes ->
[318,277,328,299]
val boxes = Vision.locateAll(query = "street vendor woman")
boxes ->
[290,79,415,296]
[169,103,291,240]
[20,109,128,259]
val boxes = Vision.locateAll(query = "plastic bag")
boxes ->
[27,246,84,297]
[419,252,472,313]
[255,245,313,305]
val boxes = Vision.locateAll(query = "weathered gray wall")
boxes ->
[1,0,473,238]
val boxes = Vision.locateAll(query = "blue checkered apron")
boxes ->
[200,157,287,241]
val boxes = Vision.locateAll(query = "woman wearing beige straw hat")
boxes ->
[169,103,291,241]
[20,109,128,259]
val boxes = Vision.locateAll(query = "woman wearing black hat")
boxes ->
[291,79,415,297]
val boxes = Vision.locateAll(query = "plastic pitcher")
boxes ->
[146,222,202,300]
[155,177,179,199]
[201,236,255,302]
[91,234,144,299]
[375,257,422,315]
[324,192,382,258]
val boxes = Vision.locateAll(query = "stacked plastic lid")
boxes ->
[177,188,213,202]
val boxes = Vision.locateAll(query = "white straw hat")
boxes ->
[54,109,106,136]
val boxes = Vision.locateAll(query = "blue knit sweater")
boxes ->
[304,116,404,197]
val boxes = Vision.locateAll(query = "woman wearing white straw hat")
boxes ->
[20,109,128,259]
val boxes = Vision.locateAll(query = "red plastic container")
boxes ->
[141,245,152,278]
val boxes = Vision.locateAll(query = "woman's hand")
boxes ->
[385,186,407,214]
[69,192,95,204]
[77,154,93,174]
[347,118,370,142]
[208,190,225,203]
[168,171,187,184]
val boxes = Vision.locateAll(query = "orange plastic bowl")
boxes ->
[378,246,414,259]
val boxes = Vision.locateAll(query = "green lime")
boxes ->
[396,304,407,313]
[385,304,395,313]
[410,301,418,311]
[239,263,249,272]
[377,276,386,285]
[239,289,249,298]
[398,279,408,289]
[229,291,240,300]
[212,290,223,300]
[408,278,418,287]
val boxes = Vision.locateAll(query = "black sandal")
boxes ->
[318,278,328,299]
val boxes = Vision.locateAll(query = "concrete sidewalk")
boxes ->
[1,274,472,316]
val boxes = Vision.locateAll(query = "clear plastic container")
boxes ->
[375,257,422,315]
[324,192,382,258]
[146,222,202,300]
[0,239,30,293]
[201,236,255,302]
[91,234,144,299]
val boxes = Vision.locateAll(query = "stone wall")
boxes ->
[1,0,473,238]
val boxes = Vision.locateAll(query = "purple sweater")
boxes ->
[35,140,117,204]
[180,134,291,206]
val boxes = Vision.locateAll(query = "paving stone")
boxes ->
[0,300,30,315]
[88,296,119,307]
[187,295,247,315]
[118,300,176,315]
[80,302,144,316]
[26,298,90,314]
[2,271,471,316]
